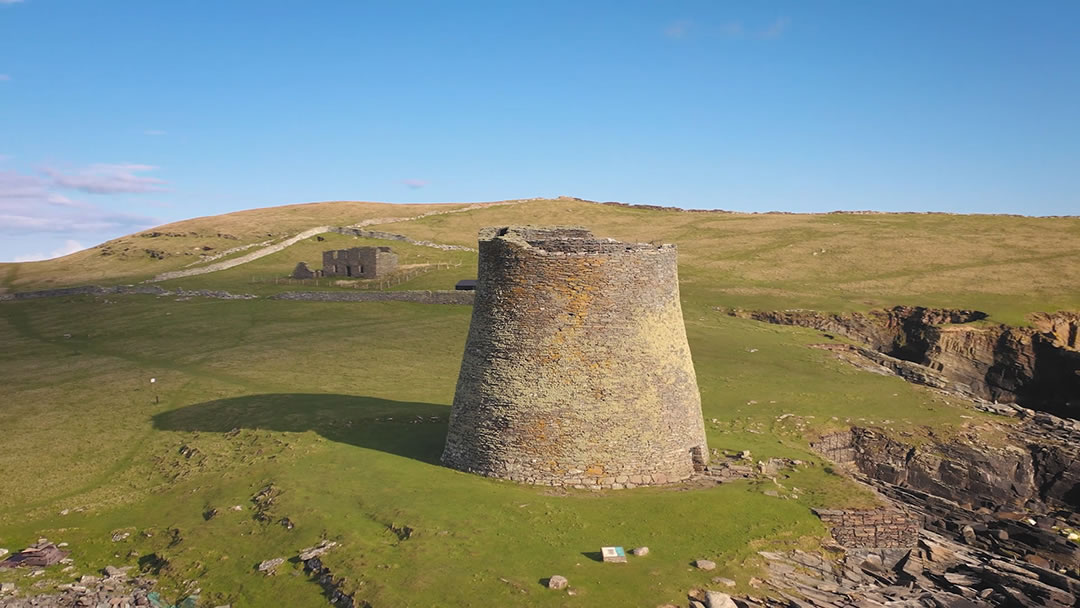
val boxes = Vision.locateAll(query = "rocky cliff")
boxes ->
[730,306,1080,418]
[812,408,1080,515]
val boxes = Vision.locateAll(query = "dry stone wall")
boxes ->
[442,226,709,489]
[269,290,473,305]
[330,227,476,251]
[812,508,921,548]
[1,286,469,305]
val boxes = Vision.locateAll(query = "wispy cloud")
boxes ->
[759,17,791,40]
[663,19,693,39]
[13,240,85,263]
[0,74,11,81]
[667,17,791,41]
[717,22,744,38]
[44,163,166,194]
[0,0,25,5]
[142,129,167,136]
[0,168,160,237]
[400,178,429,190]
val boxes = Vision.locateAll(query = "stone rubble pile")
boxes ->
[0,566,169,608]
[744,523,1076,608]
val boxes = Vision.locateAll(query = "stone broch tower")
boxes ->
[442,226,709,489]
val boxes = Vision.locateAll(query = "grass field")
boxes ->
[0,198,1073,606]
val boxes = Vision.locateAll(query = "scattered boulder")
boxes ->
[694,559,717,571]
[547,575,568,590]
[257,557,285,575]
[298,540,338,561]
[632,546,650,556]
[860,553,883,572]
[705,591,739,608]
[961,524,976,544]
[711,577,736,588]
[1,582,15,593]
[0,541,69,568]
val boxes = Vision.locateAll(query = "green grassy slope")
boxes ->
[379,199,1080,324]
[156,232,477,295]
[0,198,1073,606]
[0,200,483,292]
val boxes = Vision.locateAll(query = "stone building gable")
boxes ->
[320,246,398,279]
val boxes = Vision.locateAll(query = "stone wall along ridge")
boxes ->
[442,226,709,489]
[269,290,474,305]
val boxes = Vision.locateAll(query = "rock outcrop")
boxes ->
[729,306,1080,418]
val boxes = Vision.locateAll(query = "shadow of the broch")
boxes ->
[152,393,449,465]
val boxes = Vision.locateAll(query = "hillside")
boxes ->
[6,198,1078,323]
[1,198,1078,607]
[0,200,486,292]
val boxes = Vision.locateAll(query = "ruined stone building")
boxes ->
[442,226,709,489]
[291,261,316,279]
[321,247,398,279]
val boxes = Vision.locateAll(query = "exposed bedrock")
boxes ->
[812,415,1080,580]
[730,306,1080,418]
[813,419,1080,514]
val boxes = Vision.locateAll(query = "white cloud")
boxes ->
[44,163,166,194]
[0,0,26,4]
[13,240,85,262]
[0,168,159,236]
[0,74,10,81]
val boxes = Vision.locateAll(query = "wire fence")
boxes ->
[250,261,463,290]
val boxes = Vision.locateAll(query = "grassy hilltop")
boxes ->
[1,198,1078,606]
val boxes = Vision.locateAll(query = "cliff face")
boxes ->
[810,407,1080,581]
[813,414,1080,514]
[731,307,1080,418]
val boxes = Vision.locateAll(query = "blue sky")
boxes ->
[1,1,1078,261]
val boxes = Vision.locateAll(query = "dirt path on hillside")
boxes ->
[146,199,526,283]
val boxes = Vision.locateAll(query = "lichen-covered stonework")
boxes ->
[441,226,708,489]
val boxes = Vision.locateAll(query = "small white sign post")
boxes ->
[601,546,627,563]
[150,377,158,404]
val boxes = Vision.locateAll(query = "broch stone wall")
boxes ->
[441,226,709,489]
[812,508,921,548]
